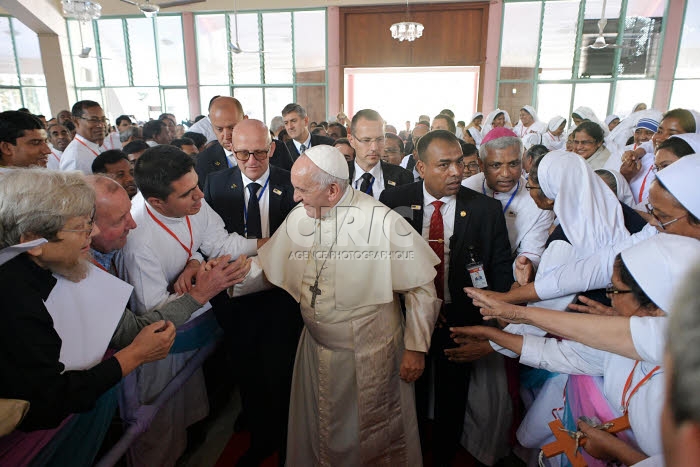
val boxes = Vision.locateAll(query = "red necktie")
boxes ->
[429,200,445,300]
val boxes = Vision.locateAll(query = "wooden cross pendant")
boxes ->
[541,419,588,467]
[309,280,322,308]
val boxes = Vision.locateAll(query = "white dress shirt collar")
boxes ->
[293,132,312,153]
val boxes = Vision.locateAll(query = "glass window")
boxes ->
[617,0,663,78]
[199,85,230,115]
[670,79,700,113]
[0,88,23,110]
[0,18,19,86]
[675,0,700,79]
[539,0,580,80]
[103,87,161,122]
[127,18,158,86]
[12,19,46,87]
[97,19,129,87]
[537,83,573,124]
[264,87,294,123]
[22,87,51,116]
[572,82,610,123]
[68,20,100,88]
[262,13,293,85]
[233,87,264,119]
[578,1,622,78]
[293,10,326,82]
[497,82,534,123]
[229,13,262,85]
[499,2,541,81]
[157,16,186,86]
[196,14,229,85]
[78,88,103,103]
[613,80,654,117]
[163,88,189,123]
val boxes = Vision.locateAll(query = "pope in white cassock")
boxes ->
[233,145,442,466]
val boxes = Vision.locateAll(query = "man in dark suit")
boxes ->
[347,109,414,201]
[196,97,294,189]
[379,130,514,466]
[204,119,301,467]
[281,103,335,160]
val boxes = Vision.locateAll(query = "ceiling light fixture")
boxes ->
[390,0,423,42]
[62,0,102,22]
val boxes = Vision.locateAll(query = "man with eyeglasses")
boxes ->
[461,143,482,179]
[204,119,300,466]
[382,132,404,165]
[196,97,294,190]
[59,100,109,174]
[348,109,413,201]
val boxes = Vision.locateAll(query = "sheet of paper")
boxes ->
[0,239,47,266]
[44,263,133,371]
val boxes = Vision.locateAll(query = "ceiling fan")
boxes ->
[581,0,630,50]
[228,0,266,54]
[68,23,110,60]
[120,0,206,18]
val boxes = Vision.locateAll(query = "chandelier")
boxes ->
[390,22,424,42]
[62,0,102,22]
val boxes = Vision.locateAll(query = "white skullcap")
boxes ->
[304,144,349,179]
[655,153,700,219]
[670,133,700,156]
[621,233,700,313]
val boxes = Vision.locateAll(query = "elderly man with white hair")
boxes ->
[233,144,441,466]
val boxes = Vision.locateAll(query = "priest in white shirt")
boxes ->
[118,145,259,467]
[463,127,553,274]
[59,100,109,174]
[46,122,72,170]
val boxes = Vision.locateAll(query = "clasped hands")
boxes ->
[172,255,252,304]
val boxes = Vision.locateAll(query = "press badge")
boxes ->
[467,262,488,289]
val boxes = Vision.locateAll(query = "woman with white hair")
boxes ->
[454,234,700,466]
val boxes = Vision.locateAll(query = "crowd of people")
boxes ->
[0,97,699,467]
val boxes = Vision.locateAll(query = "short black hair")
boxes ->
[526,144,549,161]
[439,109,455,119]
[143,120,166,140]
[122,140,150,155]
[17,107,30,113]
[64,120,76,132]
[311,127,326,135]
[385,132,404,154]
[171,137,196,149]
[656,137,695,158]
[71,100,101,118]
[116,115,132,127]
[416,130,460,162]
[351,109,383,135]
[0,111,44,145]
[462,143,478,157]
[194,115,206,122]
[182,132,206,150]
[574,121,605,143]
[328,122,347,137]
[92,149,129,173]
[134,145,195,200]
[433,114,457,134]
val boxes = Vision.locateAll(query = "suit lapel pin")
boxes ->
[214,161,221,166]
[411,205,421,210]
[231,183,238,189]
[273,188,282,195]
[387,180,396,186]
[460,210,467,217]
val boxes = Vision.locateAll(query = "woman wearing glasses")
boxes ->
[572,121,612,170]
[454,234,700,467]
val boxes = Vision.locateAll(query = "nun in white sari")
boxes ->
[481,109,512,138]
[466,112,484,147]
[541,116,567,151]
[572,106,609,136]
[513,105,547,139]
[595,168,636,207]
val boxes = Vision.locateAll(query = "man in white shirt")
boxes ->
[59,100,108,174]
[0,110,50,170]
[119,145,261,466]
[462,127,553,274]
[348,109,413,201]
[143,119,171,147]
[46,122,72,170]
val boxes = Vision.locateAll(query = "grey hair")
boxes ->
[270,116,284,133]
[479,136,524,161]
[282,103,307,119]
[668,263,700,425]
[295,154,349,194]
[0,168,95,247]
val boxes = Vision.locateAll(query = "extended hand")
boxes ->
[568,295,616,316]
[131,320,176,364]
[190,254,251,304]
[620,151,642,181]
[463,287,526,323]
[514,256,535,286]
[400,349,424,382]
[577,419,617,461]
[173,259,201,295]
[445,327,495,362]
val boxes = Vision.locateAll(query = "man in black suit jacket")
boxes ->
[204,119,301,467]
[347,109,414,201]
[195,97,294,189]
[379,130,513,466]
[281,103,335,160]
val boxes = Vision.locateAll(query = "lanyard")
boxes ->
[75,137,101,157]
[242,176,270,236]
[356,175,375,194]
[50,150,60,162]
[90,256,119,276]
[620,361,661,413]
[637,165,654,204]
[226,155,234,168]
[483,179,519,214]
[146,205,194,259]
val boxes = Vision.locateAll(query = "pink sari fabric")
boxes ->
[0,415,73,467]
